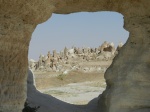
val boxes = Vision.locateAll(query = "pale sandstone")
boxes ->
[29,44,115,72]
[0,0,150,112]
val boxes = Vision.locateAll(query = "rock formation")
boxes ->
[0,1,149,112]
[29,42,116,73]
[115,42,123,54]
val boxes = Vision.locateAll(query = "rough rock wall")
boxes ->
[0,15,35,111]
[99,15,150,112]
[0,0,150,112]
[0,1,55,111]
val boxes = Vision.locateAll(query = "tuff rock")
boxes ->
[0,0,150,112]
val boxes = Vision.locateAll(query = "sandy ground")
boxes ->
[33,60,111,105]
[34,71,106,105]
[41,81,105,104]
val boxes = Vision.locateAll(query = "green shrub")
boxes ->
[57,74,64,80]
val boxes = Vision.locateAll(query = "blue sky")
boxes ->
[28,12,129,60]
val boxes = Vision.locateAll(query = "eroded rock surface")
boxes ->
[99,15,150,112]
[29,42,117,73]
[0,0,150,112]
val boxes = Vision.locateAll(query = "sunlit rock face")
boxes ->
[0,0,149,112]
[0,1,55,111]
[99,15,150,112]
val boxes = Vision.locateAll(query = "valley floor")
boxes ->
[34,71,106,104]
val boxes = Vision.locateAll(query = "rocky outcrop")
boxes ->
[0,0,150,112]
[29,42,116,73]
[99,15,150,112]
[0,1,55,111]
[0,15,35,112]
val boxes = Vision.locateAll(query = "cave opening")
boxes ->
[28,12,129,105]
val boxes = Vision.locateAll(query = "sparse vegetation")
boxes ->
[57,74,65,80]
[45,90,66,95]
[34,70,106,105]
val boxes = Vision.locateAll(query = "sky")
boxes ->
[28,12,129,60]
